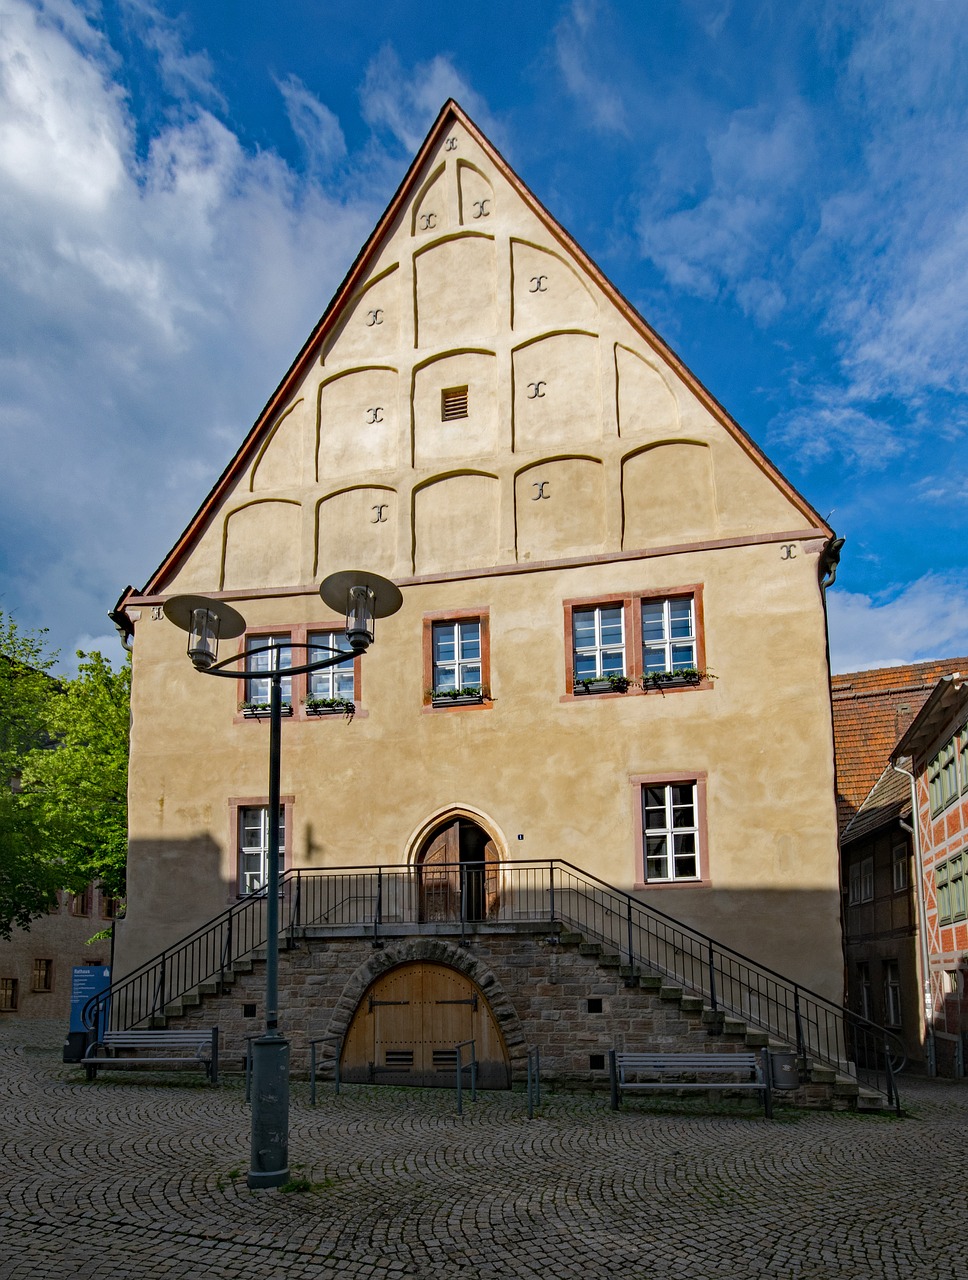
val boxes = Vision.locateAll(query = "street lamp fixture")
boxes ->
[163,570,402,1189]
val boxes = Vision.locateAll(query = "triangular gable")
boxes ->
[142,99,831,596]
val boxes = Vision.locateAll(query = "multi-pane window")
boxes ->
[101,892,122,919]
[31,959,53,993]
[937,852,966,925]
[848,856,874,905]
[641,783,700,882]
[573,606,626,682]
[0,978,17,1011]
[70,887,92,917]
[884,961,902,1027]
[960,726,968,794]
[891,842,909,893]
[245,634,292,706]
[432,620,482,694]
[308,631,355,702]
[641,597,697,675]
[929,736,962,814]
[239,806,286,895]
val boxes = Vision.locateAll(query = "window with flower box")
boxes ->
[306,630,356,712]
[236,624,363,720]
[564,587,706,697]
[422,610,490,709]
[244,633,292,713]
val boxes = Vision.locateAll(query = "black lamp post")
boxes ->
[164,570,402,1189]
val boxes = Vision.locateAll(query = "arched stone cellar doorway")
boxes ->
[416,816,500,923]
[340,961,512,1088]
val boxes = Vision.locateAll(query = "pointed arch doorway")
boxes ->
[416,816,500,923]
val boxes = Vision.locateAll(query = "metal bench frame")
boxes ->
[609,1049,772,1118]
[82,1028,220,1084]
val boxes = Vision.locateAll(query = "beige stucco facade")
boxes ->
[115,102,843,1005]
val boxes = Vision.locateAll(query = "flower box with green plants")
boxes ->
[430,685,487,707]
[641,668,710,690]
[573,674,634,695]
[303,696,355,716]
[239,701,294,719]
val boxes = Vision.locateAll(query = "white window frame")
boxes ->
[641,596,697,675]
[307,630,355,702]
[238,805,286,895]
[431,619,483,695]
[641,782,701,883]
[572,605,626,682]
[244,633,292,706]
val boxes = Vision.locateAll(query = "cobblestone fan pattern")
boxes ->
[2,1022,965,1280]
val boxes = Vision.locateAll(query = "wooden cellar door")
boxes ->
[341,961,511,1088]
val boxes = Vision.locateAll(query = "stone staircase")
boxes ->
[146,923,891,1111]
[565,931,887,1111]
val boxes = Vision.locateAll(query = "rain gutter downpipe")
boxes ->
[893,759,936,1076]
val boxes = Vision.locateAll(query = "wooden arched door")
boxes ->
[417,818,500,922]
[341,961,511,1088]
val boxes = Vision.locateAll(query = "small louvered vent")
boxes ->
[441,386,469,421]
[384,1050,414,1068]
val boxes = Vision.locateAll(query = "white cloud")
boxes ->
[800,0,968,421]
[553,0,630,136]
[276,74,346,174]
[119,0,225,107]
[638,102,812,306]
[0,1,391,667]
[359,46,492,154]
[827,572,968,673]
[770,402,905,469]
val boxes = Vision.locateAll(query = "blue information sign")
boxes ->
[69,965,112,1036]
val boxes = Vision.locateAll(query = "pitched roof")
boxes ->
[831,656,968,835]
[892,672,968,761]
[840,765,910,846]
[139,99,832,598]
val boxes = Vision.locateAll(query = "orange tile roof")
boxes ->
[831,657,968,834]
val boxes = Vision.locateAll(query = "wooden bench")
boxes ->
[609,1049,772,1118]
[82,1028,219,1084]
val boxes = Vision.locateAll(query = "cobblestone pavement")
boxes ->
[2,1021,966,1280]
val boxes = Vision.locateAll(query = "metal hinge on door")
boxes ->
[368,997,410,1011]
[435,995,478,1011]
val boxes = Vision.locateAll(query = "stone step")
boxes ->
[197,980,222,996]
[659,985,685,1001]
[638,974,663,990]
[578,943,603,957]
[558,932,584,946]
[679,996,705,1013]
[597,953,622,968]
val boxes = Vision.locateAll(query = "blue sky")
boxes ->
[1,0,966,673]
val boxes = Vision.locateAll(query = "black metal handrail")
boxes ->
[85,858,904,1107]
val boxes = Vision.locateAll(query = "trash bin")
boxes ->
[769,1051,800,1090]
[63,1031,89,1063]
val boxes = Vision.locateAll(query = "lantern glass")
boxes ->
[188,606,219,669]
[345,584,376,652]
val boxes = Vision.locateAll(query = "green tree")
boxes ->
[0,613,61,936]
[0,612,130,938]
